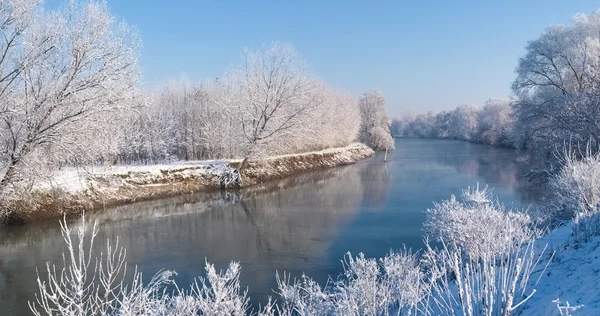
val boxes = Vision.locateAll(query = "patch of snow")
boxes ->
[31,143,372,199]
[35,160,231,196]
[523,222,600,315]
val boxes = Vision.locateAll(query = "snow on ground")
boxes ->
[261,142,369,160]
[32,143,373,198]
[35,160,231,196]
[522,223,600,315]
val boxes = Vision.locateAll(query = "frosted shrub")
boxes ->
[570,211,600,245]
[424,239,549,316]
[425,185,535,259]
[551,151,600,215]
[422,186,550,316]
[29,216,126,316]
[117,262,253,315]
[275,250,427,315]
[29,215,261,316]
[551,151,600,243]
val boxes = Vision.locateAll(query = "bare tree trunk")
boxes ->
[237,157,248,173]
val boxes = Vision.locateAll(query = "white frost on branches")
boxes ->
[425,185,535,260]
[358,89,394,151]
[0,0,140,197]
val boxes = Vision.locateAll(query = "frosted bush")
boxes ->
[275,250,427,315]
[550,151,600,243]
[551,151,600,215]
[423,239,549,316]
[425,185,535,259]
[570,211,600,245]
[29,215,263,316]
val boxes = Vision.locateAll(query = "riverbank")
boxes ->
[520,221,600,315]
[1,143,374,225]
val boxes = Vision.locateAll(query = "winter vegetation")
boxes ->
[391,99,514,148]
[0,0,393,222]
[424,185,537,259]
[121,43,367,163]
[358,90,395,151]
[6,0,600,314]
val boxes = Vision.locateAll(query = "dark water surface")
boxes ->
[0,139,541,314]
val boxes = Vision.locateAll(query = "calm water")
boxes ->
[0,139,540,314]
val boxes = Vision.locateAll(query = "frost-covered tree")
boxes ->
[477,99,513,147]
[448,104,479,141]
[513,10,600,156]
[223,42,322,158]
[358,89,394,150]
[404,111,437,138]
[117,44,362,165]
[0,0,140,195]
[302,83,361,151]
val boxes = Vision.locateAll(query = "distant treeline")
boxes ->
[391,99,514,148]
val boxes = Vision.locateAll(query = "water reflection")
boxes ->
[406,139,542,203]
[0,139,540,314]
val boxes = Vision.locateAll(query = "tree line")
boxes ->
[392,99,514,148]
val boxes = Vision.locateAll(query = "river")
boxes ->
[0,139,541,314]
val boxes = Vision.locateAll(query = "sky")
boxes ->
[49,0,600,117]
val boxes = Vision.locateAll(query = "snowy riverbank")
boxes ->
[3,143,374,224]
[521,221,600,315]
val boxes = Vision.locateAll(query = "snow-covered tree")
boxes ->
[477,99,513,147]
[111,42,362,171]
[512,10,600,156]
[223,42,322,158]
[0,0,140,194]
[448,104,479,141]
[358,89,394,150]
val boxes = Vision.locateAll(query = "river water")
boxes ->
[0,139,541,314]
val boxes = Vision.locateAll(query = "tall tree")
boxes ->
[358,89,394,150]
[512,11,600,156]
[0,0,140,194]
[224,42,321,157]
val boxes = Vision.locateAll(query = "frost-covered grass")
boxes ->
[30,216,261,316]
[551,151,600,216]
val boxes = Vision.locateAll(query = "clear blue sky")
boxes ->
[50,0,600,117]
